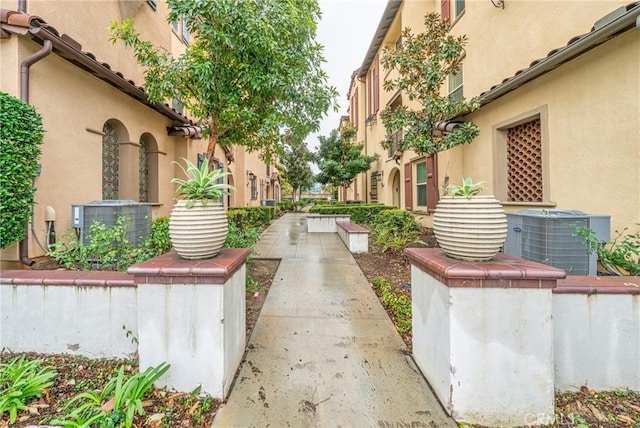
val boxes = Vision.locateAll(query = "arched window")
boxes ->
[102,122,120,200]
[139,133,159,203]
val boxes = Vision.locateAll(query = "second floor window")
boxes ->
[367,56,379,118]
[181,17,190,44]
[448,65,464,101]
[455,0,465,19]
[350,88,359,127]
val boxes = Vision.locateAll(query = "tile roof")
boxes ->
[0,8,194,126]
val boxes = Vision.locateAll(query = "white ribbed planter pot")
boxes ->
[433,195,507,262]
[169,200,228,260]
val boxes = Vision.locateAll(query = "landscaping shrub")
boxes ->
[370,209,425,252]
[228,206,274,227]
[48,216,171,271]
[223,221,260,251]
[308,204,394,225]
[574,225,640,275]
[0,92,44,249]
[277,200,294,212]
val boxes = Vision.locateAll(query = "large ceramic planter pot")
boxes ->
[433,195,507,262]
[169,200,228,259]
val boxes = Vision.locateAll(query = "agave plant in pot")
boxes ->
[433,177,507,262]
[169,158,235,260]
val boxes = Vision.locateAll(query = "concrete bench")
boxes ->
[336,221,369,254]
[306,214,351,232]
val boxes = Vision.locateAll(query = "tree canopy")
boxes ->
[380,13,480,156]
[279,135,314,205]
[111,0,338,163]
[314,125,378,192]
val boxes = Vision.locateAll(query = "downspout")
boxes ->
[19,38,53,265]
[18,0,27,13]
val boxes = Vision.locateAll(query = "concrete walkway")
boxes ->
[212,213,456,427]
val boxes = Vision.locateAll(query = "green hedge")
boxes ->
[308,204,394,225]
[277,200,295,211]
[0,92,44,248]
[228,206,275,228]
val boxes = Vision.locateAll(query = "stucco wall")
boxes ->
[19,0,176,85]
[137,265,246,398]
[1,283,138,358]
[463,31,640,233]
[554,292,640,392]
[453,1,627,97]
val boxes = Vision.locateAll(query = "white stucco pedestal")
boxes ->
[405,248,565,427]
[129,249,249,399]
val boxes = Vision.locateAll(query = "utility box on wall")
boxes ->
[504,209,610,275]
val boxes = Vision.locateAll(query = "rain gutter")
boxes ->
[19,38,52,266]
[24,26,187,123]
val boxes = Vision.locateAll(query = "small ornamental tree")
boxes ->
[279,136,314,209]
[0,92,44,249]
[315,125,378,199]
[111,0,338,163]
[380,13,480,156]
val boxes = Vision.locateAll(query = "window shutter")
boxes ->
[441,0,451,21]
[374,55,380,113]
[426,154,439,212]
[404,162,413,210]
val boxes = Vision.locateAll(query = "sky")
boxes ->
[305,0,388,150]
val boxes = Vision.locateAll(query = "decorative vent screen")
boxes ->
[507,118,542,202]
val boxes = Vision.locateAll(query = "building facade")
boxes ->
[349,0,639,234]
[1,0,277,262]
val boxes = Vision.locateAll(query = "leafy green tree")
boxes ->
[380,13,480,156]
[315,126,378,200]
[279,136,314,209]
[0,92,44,249]
[110,0,337,163]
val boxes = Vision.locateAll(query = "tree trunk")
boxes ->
[206,125,219,164]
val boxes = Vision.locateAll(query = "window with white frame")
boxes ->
[448,65,464,101]
[181,17,190,44]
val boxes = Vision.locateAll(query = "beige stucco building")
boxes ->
[1,0,278,263]
[348,0,639,235]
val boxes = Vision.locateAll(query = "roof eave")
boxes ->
[1,21,190,124]
[357,1,402,78]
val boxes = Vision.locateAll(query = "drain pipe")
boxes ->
[18,38,52,265]
[18,0,26,13]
